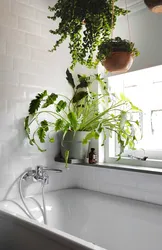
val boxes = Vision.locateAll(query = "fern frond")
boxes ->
[29,90,47,114]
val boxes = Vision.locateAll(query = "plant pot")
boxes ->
[61,131,89,160]
[144,0,162,13]
[102,52,134,73]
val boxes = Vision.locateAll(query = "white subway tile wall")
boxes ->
[0,0,72,200]
[71,165,162,206]
[1,0,162,207]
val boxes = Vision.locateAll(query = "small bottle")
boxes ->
[89,148,97,164]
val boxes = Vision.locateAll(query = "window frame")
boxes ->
[103,65,162,168]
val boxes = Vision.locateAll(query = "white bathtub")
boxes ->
[1,188,162,250]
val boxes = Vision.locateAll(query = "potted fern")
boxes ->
[24,69,141,166]
[96,37,140,73]
[47,0,128,69]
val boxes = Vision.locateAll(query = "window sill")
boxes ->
[97,162,162,175]
[55,157,162,175]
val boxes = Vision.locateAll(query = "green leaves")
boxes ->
[120,93,141,112]
[24,68,141,164]
[24,116,30,135]
[65,150,69,168]
[37,127,46,143]
[56,100,67,112]
[95,74,108,92]
[76,75,91,89]
[66,69,75,89]
[49,138,55,143]
[131,104,141,112]
[120,93,130,102]
[97,37,139,63]
[67,112,77,130]
[82,131,99,144]
[72,91,88,103]
[48,0,130,69]
[37,120,49,143]
[55,119,64,131]
[42,93,58,108]
[40,120,48,130]
[29,90,47,115]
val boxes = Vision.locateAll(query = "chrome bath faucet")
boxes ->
[23,166,62,185]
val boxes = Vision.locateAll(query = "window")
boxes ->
[107,65,162,162]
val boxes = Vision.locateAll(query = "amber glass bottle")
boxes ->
[89,148,97,164]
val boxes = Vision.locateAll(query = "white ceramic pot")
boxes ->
[61,131,89,160]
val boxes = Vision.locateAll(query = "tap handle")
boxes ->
[36,166,44,177]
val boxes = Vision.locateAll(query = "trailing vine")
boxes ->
[48,0,129,69]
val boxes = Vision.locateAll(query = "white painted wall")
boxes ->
[0,0,73,200]
[113,4,162,73]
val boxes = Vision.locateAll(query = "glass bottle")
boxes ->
[89,148,97,164]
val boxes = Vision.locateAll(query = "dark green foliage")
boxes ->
[37,127,47,143]
[56,100,67,112]
[25,68,141,162]
[48,0,129,69]
[76,75,91,89]
[55,119,64,131]
[72,91,88,103]
[66,69,75,89]
[97,37,140,62]
[29,90,47,115]
[42,93,58,108]
[37,120,49,143]
[24,116,30,134]
[40,120,48,130]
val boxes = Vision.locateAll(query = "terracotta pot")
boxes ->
[144,0,162,13]
[102,52,134,73]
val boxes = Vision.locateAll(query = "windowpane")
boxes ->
[108,65,162,159]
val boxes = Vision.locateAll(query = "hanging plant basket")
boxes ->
[97,37,140,73]
[144,0,162,13]
[102,51,133,73]
[47,0,129,69]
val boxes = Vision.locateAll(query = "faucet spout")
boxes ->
[23,166,62,185]
[35,166,62,185]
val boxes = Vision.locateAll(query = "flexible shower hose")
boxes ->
[4,170,46,224]
[19,171,47,224]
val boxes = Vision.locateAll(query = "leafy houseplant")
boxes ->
[47,0,129,69]
[24,69,141,166]
[96,37,140,73]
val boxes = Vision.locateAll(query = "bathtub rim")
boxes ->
[0,207,105,250]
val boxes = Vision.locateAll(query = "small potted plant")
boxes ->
[24,69,141,166]
[48,0,128,69]
[144,0,162,13]
[97,37,140,73]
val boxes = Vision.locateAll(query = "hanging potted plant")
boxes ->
[96,37,140,73]
[24,69,141,166]
[47,0,129,69]
[144,0,162,13]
